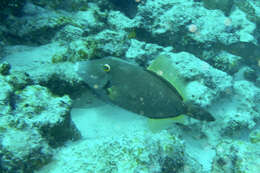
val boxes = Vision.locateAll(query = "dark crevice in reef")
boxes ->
[0,0,26,19]
[2,25,64,46]
[108,0,139,19]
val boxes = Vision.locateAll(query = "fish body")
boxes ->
[77,57,215,121]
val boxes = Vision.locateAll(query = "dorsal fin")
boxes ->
[147,54,188,101]
[145,69,183,101]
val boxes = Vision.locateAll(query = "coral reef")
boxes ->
[0,126,53,173]
[14,85,81,147]
[40,130,185,173]
[0,62,81,172]
[212,140,260,173]
[202,0,234,15]
[0,0,260,172]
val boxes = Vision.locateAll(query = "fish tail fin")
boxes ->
[147,114,189,133]
[185,101,215,121]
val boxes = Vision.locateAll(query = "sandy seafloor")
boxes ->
[0,0,260,173]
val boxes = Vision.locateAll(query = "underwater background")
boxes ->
[0,0,260,173]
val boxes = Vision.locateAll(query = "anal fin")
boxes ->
[147,114,189,133]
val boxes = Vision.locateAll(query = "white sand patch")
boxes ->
[1,43,65,71]
[71,103,149,139]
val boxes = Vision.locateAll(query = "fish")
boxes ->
[76,57,215,122]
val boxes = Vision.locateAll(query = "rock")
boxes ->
[54,25,84,42]
[0,61,11,75]
[14,85,81,147]
[1,43,85,97]
[5,71,33,90]
[125,39,173,66]
[202,0,234,15]
[0,76,13,115]
[3,5,73,45]
[219,80,260,136]
[92,29,130,57]
[38,130,185,173]
[212,140,260,173]
[212,51,242,74]
[137,0,255,46]
[0,127,52,173]
[107,10,137,31]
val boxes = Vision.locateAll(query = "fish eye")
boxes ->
[103,64,110,72]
